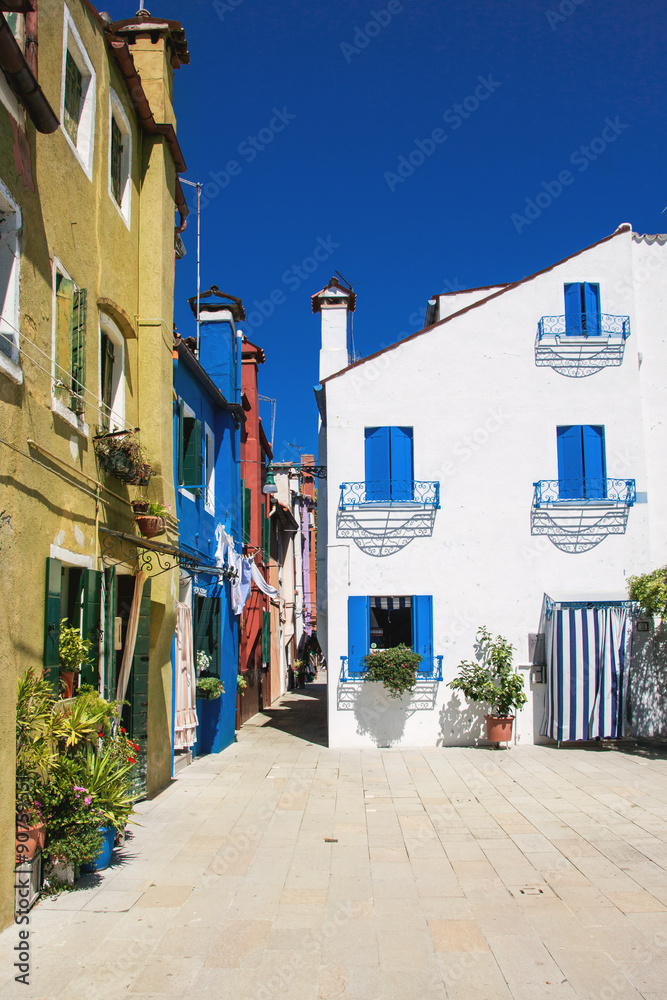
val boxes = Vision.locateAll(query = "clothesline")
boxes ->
[214,525,278,615]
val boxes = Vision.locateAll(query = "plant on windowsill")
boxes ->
[447,626,527,745]
[627,566,667,618]
[135,501,170,539]
[58,619,93,699]
[196,675,225,701]
[360,644,423,699]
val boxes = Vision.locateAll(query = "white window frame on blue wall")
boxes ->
[341,594,442,682]
[204,423,215,515]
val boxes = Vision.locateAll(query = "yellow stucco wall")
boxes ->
[0,1,184,929]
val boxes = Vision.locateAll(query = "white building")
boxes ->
[315,225,667,748]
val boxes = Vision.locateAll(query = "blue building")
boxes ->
[172,287,245,761]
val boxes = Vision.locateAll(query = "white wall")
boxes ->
[322,226,667,748]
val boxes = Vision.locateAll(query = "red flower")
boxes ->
[128,756,136,763]
[120,727,126,734]
[98,731,104,739]
[133,743,140,751]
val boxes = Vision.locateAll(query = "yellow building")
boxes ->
[0,2,189,929]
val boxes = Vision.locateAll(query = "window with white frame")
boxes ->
[204,424,215,514]
[0,180,21,370]
[60,6,96,180]
[109,91,131,224]
[99,313,125,431]
[0,14,24,122]
[52,260,88,420]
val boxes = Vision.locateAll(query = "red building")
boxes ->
[237,337,272,724]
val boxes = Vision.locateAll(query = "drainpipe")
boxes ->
[24,1,37,78]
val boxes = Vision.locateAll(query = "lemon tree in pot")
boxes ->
[361,644,423,699]
[448,626,527,744]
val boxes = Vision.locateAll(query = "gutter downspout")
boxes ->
[0,12,57,133]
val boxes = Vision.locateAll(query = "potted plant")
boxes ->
[131,497,150,515]
[293,659,306,688]
[360,644,423,699]
[237,673,247,696]
[58,619,92,698]
[448,626,527,744]
[15,670,54,865]
[196,676,224,700]
[135,501,169,539]
[94,432,148,484]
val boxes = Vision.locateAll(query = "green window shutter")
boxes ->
[64,50,82,144]
[70,287,87,413]
[80,569,102,687]
[243,485,252,544]
[100,333,115,430]
[129,576,151,797]
[103,566,116,701]
[111,116,123,204]
[262,610,271,664]
[182,415,203,492]
[44,558,62,691]
[55,276,74,403]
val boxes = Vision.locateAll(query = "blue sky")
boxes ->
[114,0,665,459]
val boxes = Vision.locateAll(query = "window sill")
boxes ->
[60,124,93,182]
[0,350,23,385]
[109,190,131,231]
[51,396,89,436]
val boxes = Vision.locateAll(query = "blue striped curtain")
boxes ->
[542,607,629,741]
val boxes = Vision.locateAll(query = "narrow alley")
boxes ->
[3,679,667,999]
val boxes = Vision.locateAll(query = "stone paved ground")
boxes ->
[3,679,667,999]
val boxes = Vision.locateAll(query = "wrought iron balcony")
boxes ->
[339,480,440,510]
[533,478,636,508]
[340,655,443,682]
[537,313,630,340]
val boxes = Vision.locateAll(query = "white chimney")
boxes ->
[311,277,356,382]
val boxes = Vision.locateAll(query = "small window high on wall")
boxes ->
[61,5,96,179]
[564,282,600,336]
[0,180,21,370]
[109,91,132,225]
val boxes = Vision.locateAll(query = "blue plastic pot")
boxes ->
[80,826,116,873]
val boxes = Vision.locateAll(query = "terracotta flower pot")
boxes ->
[131,500,150,515]
[486,715,514,743]
[60,670,75,698]
[15,822,46,864]
[135,515,164,538]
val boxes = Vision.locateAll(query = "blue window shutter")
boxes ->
[564,283,583,336]
[412,596,433,671]
[364,427,390,501]
[557,426,584,499]
[389,426,414,500]
[582,425,605,498]
[347,596,369,673]
[583,283,600,335]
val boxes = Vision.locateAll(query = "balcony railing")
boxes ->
[339,480,440,509]
[340,655,443,682]
[533,478,637,508]
[537,313,631,340]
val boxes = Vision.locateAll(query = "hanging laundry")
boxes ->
[239,558,253,609]
[250,558,278,598]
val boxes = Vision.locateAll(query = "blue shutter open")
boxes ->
[582,425,605,499]
[413,595,433,674]
[564,283,583,336]
[557,425,584,499]
[389,426,414,500]
[583,283,601,336]
[347,596,369,673]
[365,427,390,501]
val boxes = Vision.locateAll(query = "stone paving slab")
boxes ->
[3,680,667,998]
